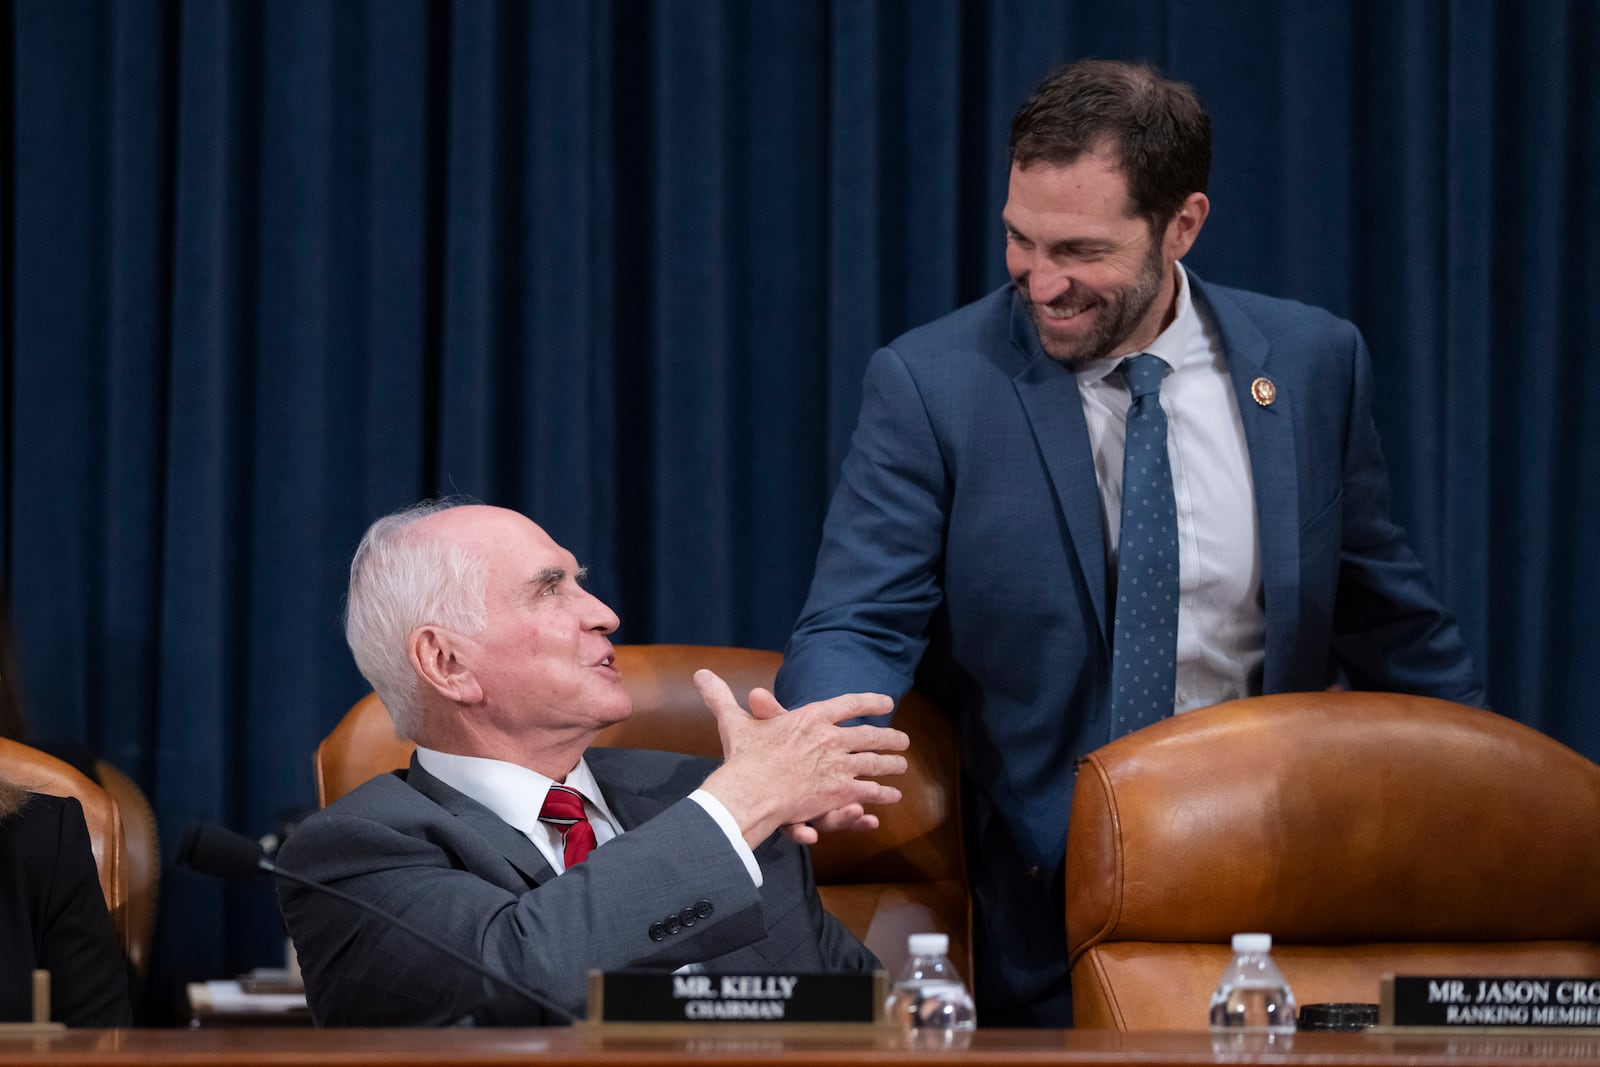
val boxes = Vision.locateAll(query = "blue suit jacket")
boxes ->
[775,275,1484,1024]
[278,747,876,1025]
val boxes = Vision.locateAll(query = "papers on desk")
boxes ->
[191,980,309,1014]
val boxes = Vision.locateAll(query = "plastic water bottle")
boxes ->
[1208,932,1297,1033]
[885,933,976,1043]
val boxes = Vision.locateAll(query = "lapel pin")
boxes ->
[1250,377,1277,407]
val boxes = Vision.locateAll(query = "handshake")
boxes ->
[693,670,909,848]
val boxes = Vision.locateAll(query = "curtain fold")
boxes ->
[3,0,1595,1009]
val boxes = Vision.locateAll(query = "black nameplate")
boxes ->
[1383,976,1600,1028]
[588,970,884,1024]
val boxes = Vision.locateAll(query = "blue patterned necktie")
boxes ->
[1110,353,1178,736]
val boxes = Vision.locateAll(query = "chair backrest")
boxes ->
[0,737,129,957]
[1065,691,1600,1030]
[313,644,970,980]
[94,759,159,976]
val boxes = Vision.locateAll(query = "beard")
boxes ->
[1021,237,1166,371]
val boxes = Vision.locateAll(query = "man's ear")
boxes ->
[410,625,484,705]
[1164,191,1210,261]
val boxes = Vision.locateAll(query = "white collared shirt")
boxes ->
[414,746,762,885]
[1075,263,1266,712]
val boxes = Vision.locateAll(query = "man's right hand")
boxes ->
[694,670,908,848]
[743,685,885,844]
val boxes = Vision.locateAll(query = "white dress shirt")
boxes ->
[1075,263,1266,712]
[414,745,762,885]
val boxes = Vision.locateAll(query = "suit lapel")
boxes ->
[404,756,558,886]
[1190,276,1302,684]
[589,757,676,831]
[1007,296,1111,643]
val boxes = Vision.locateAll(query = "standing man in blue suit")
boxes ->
[775,59,1486,1027]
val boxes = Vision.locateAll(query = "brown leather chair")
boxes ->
[1065,691,1600,1030]
[0,738,130,958]
[94,759,159,976]
[313,644,971,981]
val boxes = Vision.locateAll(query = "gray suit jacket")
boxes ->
[277,747,876,1025]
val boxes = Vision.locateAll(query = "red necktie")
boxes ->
[538,784,596,868]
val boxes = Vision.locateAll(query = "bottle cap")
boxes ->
[1230,932,1272,953]
[908,933,950,956]
[1298,1002,1378,1031]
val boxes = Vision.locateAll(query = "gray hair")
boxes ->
[344,499,488,739]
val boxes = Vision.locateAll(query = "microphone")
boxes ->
[179,823,273,880]
[178,823,575,1026]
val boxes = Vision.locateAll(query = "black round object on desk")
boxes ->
[1298,1002,1379,1030]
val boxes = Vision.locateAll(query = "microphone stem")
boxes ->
[266,861,575,1024]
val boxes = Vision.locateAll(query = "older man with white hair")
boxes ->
[279,500,907,1026]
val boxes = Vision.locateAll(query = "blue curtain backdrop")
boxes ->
[2,0,1595,1017]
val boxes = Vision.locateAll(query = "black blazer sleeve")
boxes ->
[0,794,132,1026]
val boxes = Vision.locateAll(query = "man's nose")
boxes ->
[1024,256,1070,305]
[586,592,621,635]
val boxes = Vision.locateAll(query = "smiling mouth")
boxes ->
[1037,299,1096,322]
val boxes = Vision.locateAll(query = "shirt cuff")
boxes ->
[688,789,763,888]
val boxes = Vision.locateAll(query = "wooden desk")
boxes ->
[4,1028,1600,1066]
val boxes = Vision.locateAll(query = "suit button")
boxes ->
[664,915,682,935]
[1024,864,1043,881]
[649,922,666,942]
[679,907,698,927]
[695,899,713,919]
